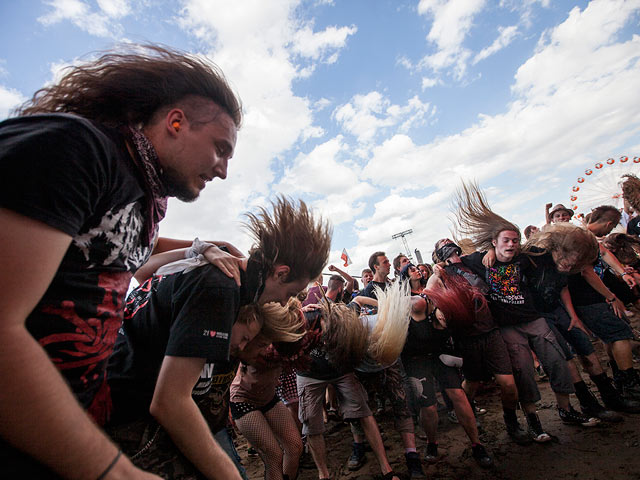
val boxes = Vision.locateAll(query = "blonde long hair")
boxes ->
[367,281,412,367]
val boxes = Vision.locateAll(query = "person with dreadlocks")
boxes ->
[0,44,243,479]
[453,182,597,442]
[105,197,330,480]
[429,238,532,445]
[230,299,310,480]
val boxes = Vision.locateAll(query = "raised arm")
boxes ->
[0,208,158,480]
[545,203,552,225]
[599,243,636,288]
[150,356,242,480]
[328,264,355,293]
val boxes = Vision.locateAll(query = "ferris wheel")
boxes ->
[569,156,640,219]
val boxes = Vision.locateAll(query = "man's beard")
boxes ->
[161,166,199,202]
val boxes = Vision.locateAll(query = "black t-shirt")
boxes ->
[462,251,540,326]
[107,264,245,423]
[0,114,155,477]
[568,253,608,306]
[525,251,568,313]
[401,313,450,361]
[360,280,388,299]
[443,263,497,336]
[627,216,640,236]
[0,114,154,414]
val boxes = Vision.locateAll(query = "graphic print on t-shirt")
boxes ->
[487,263,525,305]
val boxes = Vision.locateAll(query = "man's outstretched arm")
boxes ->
[0,208,159,480]
[150,355,242,480]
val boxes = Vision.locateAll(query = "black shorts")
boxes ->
[230,395,280,420]
[403,355,462,408]
[456,329,513,381]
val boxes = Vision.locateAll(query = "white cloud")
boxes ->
[38,0,128,38]
[273,136,377,225]
[333,91,432,145]
[421,76,439,89]
[349,0,640,271]
[97,0,130,18]
[291,24,357,62]
[0,85,26,120]
[160,0,356,241]
[417,0,487,79]
[473,25,518,64]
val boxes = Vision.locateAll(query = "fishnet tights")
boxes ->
[236,401,302,480]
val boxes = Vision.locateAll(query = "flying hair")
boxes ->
[15,44,242,128]
[423,271,487,330]
[258,298,306,343]
[367,281,412,367]
[452,181,520,252]
[622,174,640,212]
[319,302,369,371]
[244,196,332,282]
[523,223,598,273]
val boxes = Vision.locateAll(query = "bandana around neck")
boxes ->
[123,126,168,245]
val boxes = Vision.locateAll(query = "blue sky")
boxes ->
[2,0,640,276]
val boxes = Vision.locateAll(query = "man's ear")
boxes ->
[272,265,290,283]
[492,238,497,247]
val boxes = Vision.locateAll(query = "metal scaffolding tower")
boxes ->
[392,229,414,261]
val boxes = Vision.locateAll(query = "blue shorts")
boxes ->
[574,303,633,344]
[544,306,595,357]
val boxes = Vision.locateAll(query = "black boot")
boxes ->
[503,411,532,445]
[591,372,640,413]
[574,380,623,422]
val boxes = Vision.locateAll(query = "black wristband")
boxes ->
[96,450,122,480]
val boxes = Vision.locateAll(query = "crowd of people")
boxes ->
[1,43,639,480]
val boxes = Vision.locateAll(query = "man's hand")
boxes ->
[203,246,247,287]
[482,249,496,268]
[610,297,626,318]
[621,272,637,289]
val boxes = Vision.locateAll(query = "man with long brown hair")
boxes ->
[0,45,242,479]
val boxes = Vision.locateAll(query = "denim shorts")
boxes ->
[544,306,594,357]
[574,303,633,344]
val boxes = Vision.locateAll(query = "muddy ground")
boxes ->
[236,319,640,480]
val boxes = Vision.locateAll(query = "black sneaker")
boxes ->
[526,413,552,443]
[424,442,438,463]
[504,418,533,445]
[405,451,426,479]
[347,442,366,471]
[558,406,600,427]
[471,444,494,468]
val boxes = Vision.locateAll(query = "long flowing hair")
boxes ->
[452,181,520,252]
[367,281,412,366]
[320,302,369,371]
[16,44,242,128]
[244,196,332,282]
[524,223,598,273]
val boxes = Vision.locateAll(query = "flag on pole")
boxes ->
[341,248,352,267]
